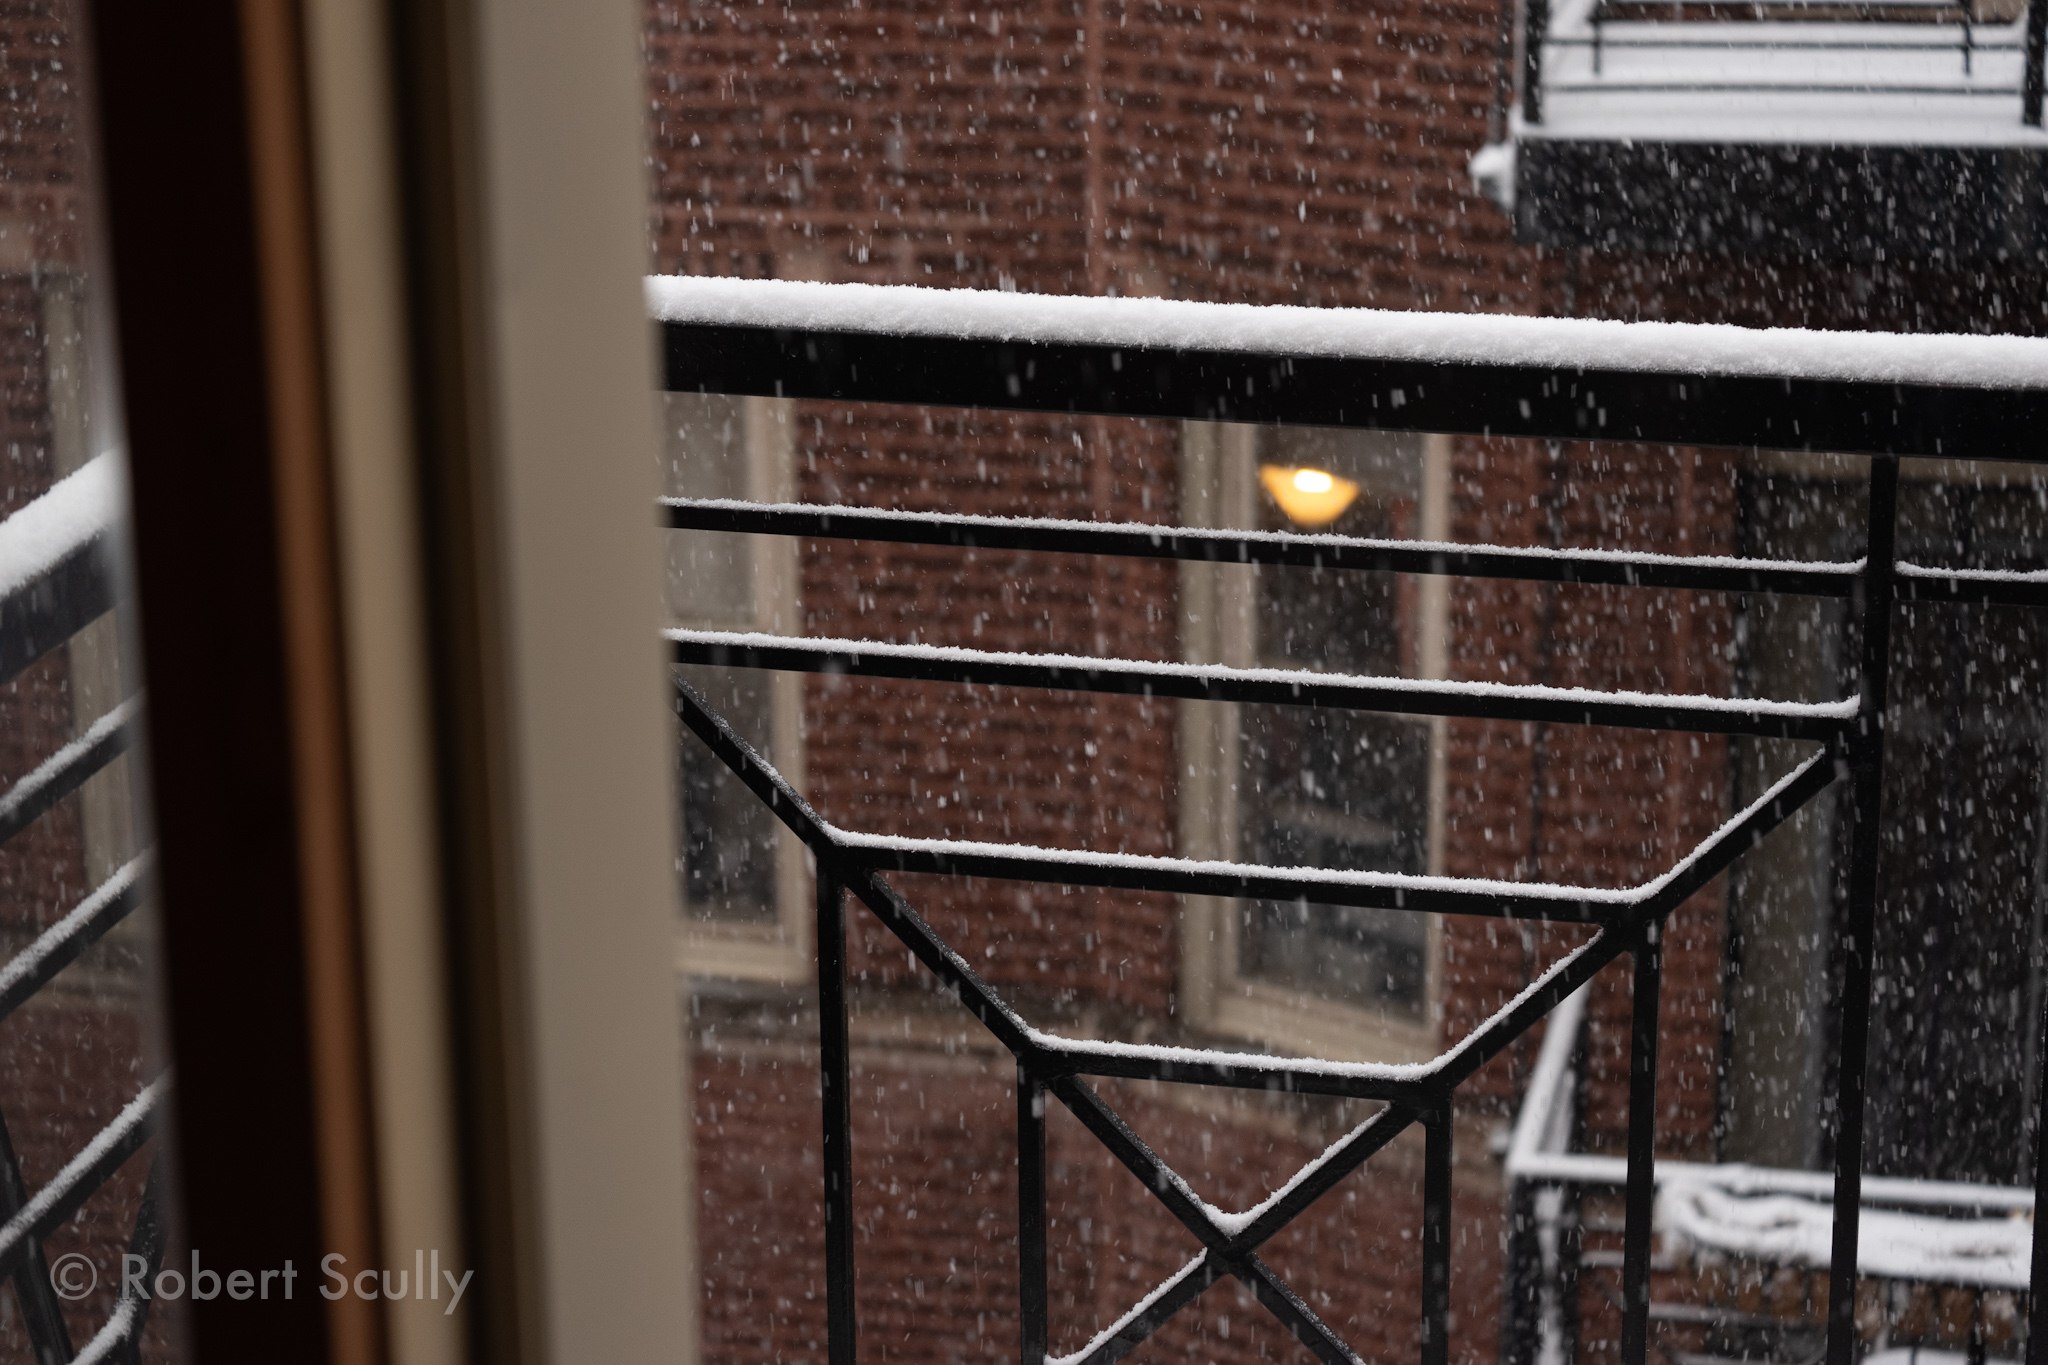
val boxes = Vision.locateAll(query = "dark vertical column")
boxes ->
[1018,1067,1048,1365]
[1422,1104,1453,1365]
[1500,1177,1538,1365]
[1621,921,1663,1365]
[1522,0,1549,123]
[89,2,363,1358]
[1826,454,1900,1365]
[2026,0,2047,125]
[2028,971,2048,1365]
[819,872,859,1365]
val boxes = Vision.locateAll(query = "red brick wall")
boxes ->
[796,404,1185,1011]
[0,0,89,271]
[645,0,1544,307]
[1436,440,1742,1159]
[695,1026,1505,1365]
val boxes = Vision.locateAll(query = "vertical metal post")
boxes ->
[0,1106,75,1364]
[2028,967,2048,1365]
[1423,1104,1454,1365]
[1018,1068,1049,1365]
[1500,1176,1539,1365]
[1826,455,1900,1365]
[2026,0,2047,125]
[1621,920,1663,1365]
[818,872,858,1365]
[1523,0,1549,123]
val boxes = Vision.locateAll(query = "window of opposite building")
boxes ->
[666,392,811,981]
[1178,422,1451,1064]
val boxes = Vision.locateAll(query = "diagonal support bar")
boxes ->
[0,1077,167,1285]
[0,696,143,849]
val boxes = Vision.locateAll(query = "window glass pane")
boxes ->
[1,1,178,1358]
[645,0,2048,1357]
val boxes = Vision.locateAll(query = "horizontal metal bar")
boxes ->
[0,697,143,848]
[661,497,1864,598]
[1546,37,2022,47]
[663,321,2048,460]
[1895,564,2048,607]
[0,1075,166,1284]
[0,856,153,1023]
[0,537,115,691]
[669,629,1854,740]
[1544,81,2022,93]
[676,669,1606,938]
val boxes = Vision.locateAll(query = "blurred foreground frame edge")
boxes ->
[89,1,694,1363]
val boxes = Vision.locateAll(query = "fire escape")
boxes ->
[1476,0,2048,254]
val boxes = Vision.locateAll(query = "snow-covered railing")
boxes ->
[0,454,124,687]
[1505,983,2036,1365]
[0,458,164,1362]
[1516,0,2048,138]
[656,276,2048,1365]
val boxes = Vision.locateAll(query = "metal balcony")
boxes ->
[1505,985,2035,1365]
[1475,0,2048,254]
[656,277,2048,1365]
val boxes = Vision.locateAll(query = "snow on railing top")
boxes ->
[648,276,2048,391]
[0,454,122,602]
[668,628,1860,724]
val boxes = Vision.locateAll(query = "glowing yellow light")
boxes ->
[1259,464,1360,527]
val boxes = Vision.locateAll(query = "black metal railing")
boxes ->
[659,290,2048,1365]
[1516,0,2048,128]
[1502,984,2038,1365]
[0,460,164,1365]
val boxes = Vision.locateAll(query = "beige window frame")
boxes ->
[667,394,811,982]
[1176,422,1452,1066]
